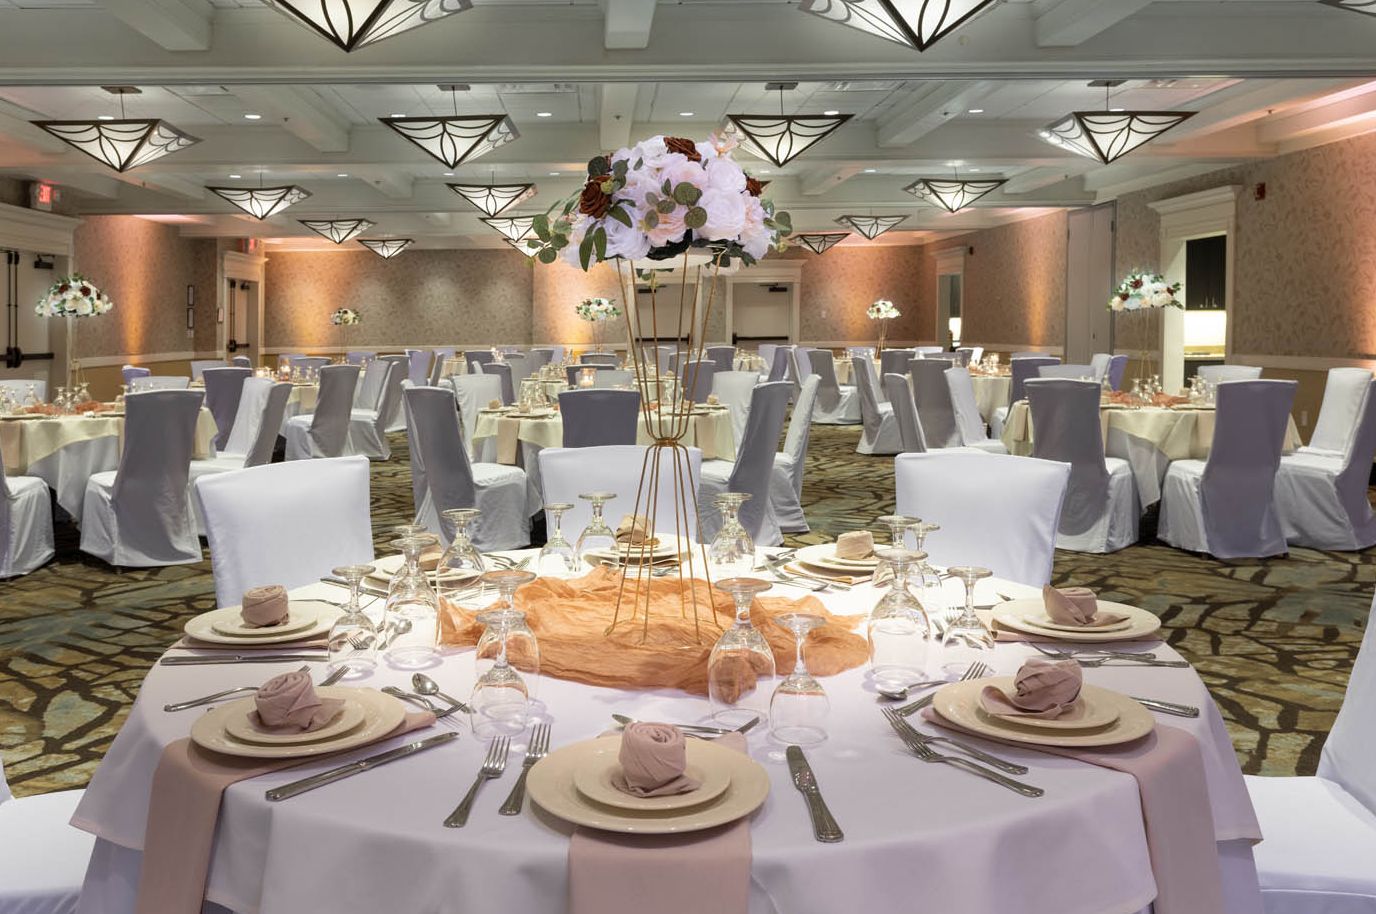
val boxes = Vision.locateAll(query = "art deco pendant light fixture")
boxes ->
[298,218,375,244]
[481,215,537,242]
[792,232,849,255]
[207,174,312,220]
[1040,82,1194,164]
[835,213,908,239]
[359,238,414,258]
[447,181,537,217]
[32,86,200,173]
[1319,0,1376,17]
[727,83,852,169]
[264,0,472,52]
[904,169,1007,214]
[381,85,518,170]
[798,0,999,51]
[506,239,540,257]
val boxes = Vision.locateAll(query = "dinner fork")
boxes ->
[895,660,989,717]
[882,709,1044,798]
[163,664,314,712]
[883,706,1029,774]
[498,723,551,815]
[1029,643,1158,662]
[380,687,465,730]
[444,737,511,828]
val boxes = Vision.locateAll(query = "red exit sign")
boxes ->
[29,182,57,211]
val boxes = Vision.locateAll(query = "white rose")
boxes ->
[697,187,747,241]
[704,156,746,194]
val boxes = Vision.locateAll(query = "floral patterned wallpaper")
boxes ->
[794,245,930,343]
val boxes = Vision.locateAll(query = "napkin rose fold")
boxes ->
[613,722,702,797]
[834,530,875,560]
[615,514,653,546]
[240,585,289,628]
[252,671,345,732]
[1042,585,1130,628]
[980,658,1083,720]
[487,398,502,410]
[706,394,721,405]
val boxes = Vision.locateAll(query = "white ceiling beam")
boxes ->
[97,0,211,52]
[1034,0,1152,48]
[1256,81,1376,145]
[35,167,122,200]
[358,168,414,201]
[598,83,637,150]
[877,82,997,148]
[602,0,656,50]
[1084,161,1240,197]
[799,166,864,196]
[1164,78,1365,144]
[112,171,207,200]
[231,86,351,153]
[1000,165,1086,195]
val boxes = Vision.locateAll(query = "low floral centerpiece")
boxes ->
[36,275,114,384]
[574,297,623,352]
[867,299,900,351]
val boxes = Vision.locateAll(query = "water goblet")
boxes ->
[770,613,829,747]
[575,491,617,570]
[872,513,918,583]
[708,577,777,727]
[537,503,579,576]
[471,570,539,736]
[708,492,755,578]
[941,565,995,673]
[867,548,933,692]
[327,564,380,677]
[384,534,441,669]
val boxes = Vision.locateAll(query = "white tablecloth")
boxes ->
[73,567,1261,914]
[971,374,1011,424]
[279,385,319,432]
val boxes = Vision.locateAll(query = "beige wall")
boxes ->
[791,245,931,344]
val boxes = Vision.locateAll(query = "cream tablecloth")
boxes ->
[279,384,319,431]
[71,567,1262,914]
[1000,401,1303,507]
[971,374,1011,424]
[0,408,215,520]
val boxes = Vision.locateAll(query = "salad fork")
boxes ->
[444,737,511,827]
[498,723,551,815]
[895,660,988,717]
[883,709,1043,798]
[163,664,317,712]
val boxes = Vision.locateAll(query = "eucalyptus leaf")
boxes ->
[551,235,569,250]
[608,205,633,228]
[645,210,660,229]
[588,155,611,177]
[684,206,707,229]
[673,182,701,205]
[655,198,676,215]
[538,247,558,264]
[593,226,607,262]
[579,233,594,271]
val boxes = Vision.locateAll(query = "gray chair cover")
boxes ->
[766,347,789,382]
[880,348,917,379]
[466,351,496,373]
[483,362,515,405]
[1010,357,1060,403]
[377,354,410,432]
[807,349,860,424]
[1089,353,1112,380]
[945,366,1006,453]
[346,351,375,365]
[794,347,814,380]
[711,371,758,445]
[402,392,428,517]
[0,418,54,577]
[346,360,404,460]
[770,375,820,533]
[758,344,778,374]
[1302,367,1374,457]
[248,382,292,467]
[852,356,900,455]
[189,359,224,382]
[202,366,251,451]
[131,376,191,391]
[121,365,151,385]
[291,356,331,378]
[1276,379,1376,551]
[1198,364,1262,383]
[354,359,389,411]
[1038,363,1098,380]
[706,345,736,373]
[1107,354,1129,390]
[453,372,503,460]
[231,355,252,368]
[954,347,978,367]
[581,353,619,366]
[699,381,791,546]
[559,389,641,447]
[909,358,959,448]
[682,360,716,404]
[528,348,555,371]
[428,348,456,386]
[506,353,533,386]
[287,364,357,459]
[404,349,432,387]
[884,372,926,453]
[188,380,292,535]
[593,369,635,389]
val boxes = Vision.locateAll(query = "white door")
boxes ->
[731,282,792,345]
[1065,204,1115,363]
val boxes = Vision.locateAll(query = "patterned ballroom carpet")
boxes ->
[1,425,1369,796]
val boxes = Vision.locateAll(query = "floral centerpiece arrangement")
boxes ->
[1109,271,1182,311]
[330,308,360,353]
[574,297,623,352]
[867,299,900,351]
[36,274,114,385]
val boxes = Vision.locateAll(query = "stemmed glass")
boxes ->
[327,564,380,677]
[387,524,429,593]
[471,569,539,737]
[384,534,441,669]
[867,548,933,692]
[708,577,777,727]
[941,565,995,666]
[708,492,755,578]
[872,514,918,584]
[575,492,617,569]
[770,613,829,747]
[537,503,578,576]
[436,508,485,609]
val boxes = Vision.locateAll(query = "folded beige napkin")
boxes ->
[417,547,443,573]
[615,514,652,546]
[834,530,875,560]
[612,722,701,797]
[487,398,502,410]
[240,585,289,628]
[706,394,721,405]
[979,657,1082,720]
[250,671,344,733]
[495,416,521,465]
[1043,584,1130,628]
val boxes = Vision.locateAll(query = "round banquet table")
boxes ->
[0,408,215,522]
[999,400,1303,508]
[971,374,1011,424]
[72,563,1262,914]
[278,384,319,432]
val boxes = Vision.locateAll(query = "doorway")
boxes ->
[225,279,259,365]
[1065,204,1116,363]
[934,247,965,348]
[730,282,792,345]
[1183,235,1227,375]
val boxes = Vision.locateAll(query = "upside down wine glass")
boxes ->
[708,492,755,579]
[941,565,995,674]
[770,612,829,747]
[872,513,918,585]
[867,548,933,691]
[327,564,380,677]
[708,577,777,727]
[383,534,441,669]
[471,570,540,737]
[538,502,579,576]
[575,491,617,570]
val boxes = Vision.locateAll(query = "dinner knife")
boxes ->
[265,732,460,801]
[319,576,391,599]
[160,653,328,666]
[786,745,844,843]
[1131,696,1200,718]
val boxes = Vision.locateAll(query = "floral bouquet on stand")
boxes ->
[1109,271,1182,383]
[330,307,361,354]
[867,299,900,352]
[36,275,114,385]
[574,297,622,352]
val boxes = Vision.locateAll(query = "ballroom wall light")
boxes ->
[298,218,375,244]
[359,238,414,259]
[798,0,999,51]
[791,232,850,254]
[264,0,472,51]
[834,214,908,239]
[447,182,537,217]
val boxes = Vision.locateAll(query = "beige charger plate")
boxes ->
[574,754,731,812]
[527,736,768,834]
[365,553,481,587]
[794,543,880,573]
[933,679,1154,748]
[222,693,369,746]
[585,535,685,563]
[190,688,406,759]
[993,599,1161,643]
[971,677,1121,730]
[184,602,337,646]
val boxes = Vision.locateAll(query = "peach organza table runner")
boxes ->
[439,567,869,695]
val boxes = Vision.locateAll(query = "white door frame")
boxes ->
[934,247,965,345]
[723,259,803,344]
[222,250,266,360]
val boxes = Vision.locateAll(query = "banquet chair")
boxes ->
[956,346,983,366]
[0,756,94,914]
[201,366,251,451]
[505,353,533,386]
[946,367,1009,454]
[758,343,778,375]
[1275,379,1376,551]
[0,433,53,578]
[196,456,374,606]
[405,349,432,387]
[528,347,556,371]
[378,354,411,432]
[231,355,252,369]
[559,389,640,447]
[465,350,496,374]
[120,365,150,385]
[1299,367,1374,458]
[189,359,224,382]
[428,347,456,386]
[682,360,716,404]
[808,349,860,425]
[1199,364,1263,383]
[1159,379,1298,559]
[1025,379,1139,553]
[563,363,615,387]
[785,346,806,402]
[593,369,635,389]
[949,349,972,368]
[283,364,359,460]
[793,346,814,381]
[915,346,945,357]
[353,358,389,411]
[538,444,704,540]
[1089,352,1112,381]
[346,350,376,365]
[1107,354,1129,390]
[453,372,503,461]
[706,345,736,373]
[766,346,789,383]
[581,352,619,367]
[1246,588,1376,913]
[699,381,792,546]
[895,451,1070,587]
[1038,363,1099,380]
[482,362,516,406]
[189,379,292,532]
[910,358,960,449]
[711,370,759,445]
[80,389,205,567]
[884,372,927,454]
[345,359,404,460]
[290,356,331,379]
[770,375,820,533]
[990,356,1059,437]
[852,356,900,455]
[405,386,530,550]
[0,379,46,402]
[130,375,191,391]
[880,348,917,380]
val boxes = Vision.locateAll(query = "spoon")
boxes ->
[412,672,474,715]
[875,680,948,702]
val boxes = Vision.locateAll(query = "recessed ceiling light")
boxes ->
[390,113,407,118]
[863,168,877,173]
[97,115,115,121]
[1109,107,1126,112]
[535,111,552,118]
[229,173,242,179]
[968,108,985,114]
[759,169,770,174]
[443,171,454,176]
[549,171,560,176]
[968,167,981,172]
[945,160,963,168]
[243,113,262,120]
[823,109,840,116]
[678,112,695,117]
[336,173,348,177]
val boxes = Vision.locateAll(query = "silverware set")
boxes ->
[882,709,1045,798]
[266,732,460,801]
[444,736,511,828]
[894,661,990,717]
[381,687,466,730]
[163,664,345,712]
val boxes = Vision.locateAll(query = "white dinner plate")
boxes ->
[184,601,338,646]
[1021,613,1134,634]
[190,688,406,759]
[992,599,1161,643]
[933,679,1154,748]
[528,736,768,834]
[222,692,368,746]
[585,535,685,563]
[795,543,880,573]
[209,608,318,639]
[573,748,732,812]
[971,677,1121,730]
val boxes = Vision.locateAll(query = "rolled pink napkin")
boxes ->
[240,585,289,628]
[834,530,875,560]
[251,670,344,732]
[980,658,1083,720]
[612,722,701,797]
[1042,584,1130,628]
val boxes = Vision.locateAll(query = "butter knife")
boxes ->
[265,732,459,801]
[786,745,843,843]
[161,653,327,666]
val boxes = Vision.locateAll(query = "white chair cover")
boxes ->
[711,370,758,445]
[202,366,251,451]
[1107,354,1128,390]
[910,358,959,448]
[377,355,410,432]
[880,348,917,380]
[945,366,1009,454]
[538,445,703,541]
[700,381,791,546]
[593,369,634,389]
[1089,353,1112,380]
[80,390,204,567]
[1025,378,1139,553]
[771,375,819,534]
[1276,379,1376,551]
[189,380,292,533]
[483,362,516,405]
[559,389,640,447]
[196,456,373,607]
[0,379,46,401]
[1159,379,1297,558]
[794,347,814,380]
[766,347,789,383]
[346,360,403,460]
[991,356,1060,437]
[354,359,388,410]
[1321,590,1376,814]
[1198,364,1262,383]
[202,377,271,466]
[130,376,190,391]
[852,356,900,455]
[346,351,375,365]
[0,756,94,914]
[404,349,432,387]
[1038,363,1098,380]
[758,344,778,374]
[706,345,736,373]
[884,372,926,453]
[428,348,456,386]
[231,355,251,369]
[284,364,358,459]
[0,424,53,578]
[405,386,530,551]
[679,360,714,404]
[894,451,1070,587]
[121,365,150,385]
[807,350,860,424]
[188,359,223,382]
[453,372,503,461]
[506,354,533,386]
[1302,367,1374,457]
[915,346,944,356]
[784,346,804,402]
[581,353,619,367]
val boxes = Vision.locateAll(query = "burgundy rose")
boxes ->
[664,136,702,163]
[745,177,765,197]
[578,179,612,219]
